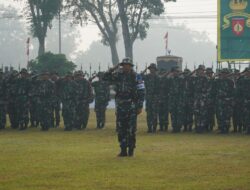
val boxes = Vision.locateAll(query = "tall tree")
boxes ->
[67,0,120,65]
[16,0,62,56]
[117,0,166,60]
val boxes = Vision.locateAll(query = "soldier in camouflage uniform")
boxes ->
[141,63,160,133]
[236,68,250,134]
[183,69,194,132]
[215,68,234,134]
[206,68,216,132]
[50,72,61,128]
[15,69,30,130]
[168,66,184,133]
[0,70,6,130]
[158,70,169,132]
[192,65,209,133]
[91,72,110,129]
[74,71,94,130]
[29,71,40,128]
[233,70,244,133]
[38,72,55,131]
[59,73,78,131]
[103,58,145,157]
[6,71,19,129]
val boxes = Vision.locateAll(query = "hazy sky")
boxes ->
[0,0,217,51]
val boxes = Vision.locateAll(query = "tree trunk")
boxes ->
[117,0,133,60]
[109,39,120,66]
[38,36,45,56]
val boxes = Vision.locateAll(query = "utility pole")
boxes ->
[59,3,62,54]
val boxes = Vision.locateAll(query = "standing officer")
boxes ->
[74,71,94,130]
[0,70,6,130]
[215,68,234,134]
[16,68,30,130]
[91,72,110,129]
[103,58,145,157]
[141,63,160,133]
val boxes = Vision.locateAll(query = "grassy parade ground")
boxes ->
[0,110,250,190]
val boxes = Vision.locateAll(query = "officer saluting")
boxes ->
[103,58,145,157]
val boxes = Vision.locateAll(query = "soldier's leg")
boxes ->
[0,105,6,129]
[116,105,129,157]
[146,100,153,133]
[152,99,158,132]
[128,105,137,156]
[82,106,90,129]
[55,101,61,128]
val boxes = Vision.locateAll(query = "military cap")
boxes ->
[184,68,191,73]
[20,68,28,74]
[148,63,157,70]
[197,65,205,70]
[243,67,250,73]
[97,72,104,77]
[41,71,50,76]
[120,57,134,66]
[206,68,214,73]
[220,68,230,74]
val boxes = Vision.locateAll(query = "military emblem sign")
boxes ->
[218,0,250,61]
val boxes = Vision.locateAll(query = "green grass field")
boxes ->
[0,110,250,190]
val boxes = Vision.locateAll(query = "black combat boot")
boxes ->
[128,147,134,157]
[118,147,127,157]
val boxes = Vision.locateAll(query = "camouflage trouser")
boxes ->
[51,100,60,128]
[146,97,158,131]
[8,102,18,129]
[39,99,53,130]
[216,100,233,133]
[0,103,6,129]
[62,100,76,131]
[183,102,193,131]
[16,98,29,129]
[194,100,207,133]
[169,101,183,133]
[206,104,215,131]
[233,103,243,132]
[95,102,107,128]
[30,97,40,127]
[75,102,89,129]
[116,102,137,149]
[158,99,168,131]
[243,100,250,133]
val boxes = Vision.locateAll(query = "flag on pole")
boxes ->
[26,37,30,56]
[164,32,168,50]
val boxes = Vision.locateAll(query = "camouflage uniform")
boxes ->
[92,72,110,129]
[142,64,160,133]
[168,68,185,133]
[236,69,250,134]
[0,71,6,130]
[103,58,145,156]
[59,74,78,131]
[215,69,234,134]
[233,74,244,132]
[206,68,216,132]
[74,71,94,130]
[158,74,169,131]
[183,69,194,132]
[50,74,61,128]
[193,66,209,133]
[29,74,40,127]
[6,71,19,129]
[38,73,55,131]
[15,69,30,130]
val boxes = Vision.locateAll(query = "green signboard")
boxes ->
[218,0,250,61]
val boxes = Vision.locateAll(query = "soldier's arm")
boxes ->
[103,64,120,82]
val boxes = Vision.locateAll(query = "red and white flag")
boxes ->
[164,32,168,50]
[26,37,30,56]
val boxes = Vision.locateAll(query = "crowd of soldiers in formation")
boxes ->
[0,69,110,131]
[143,63,250,135]
[1,63,250,135]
